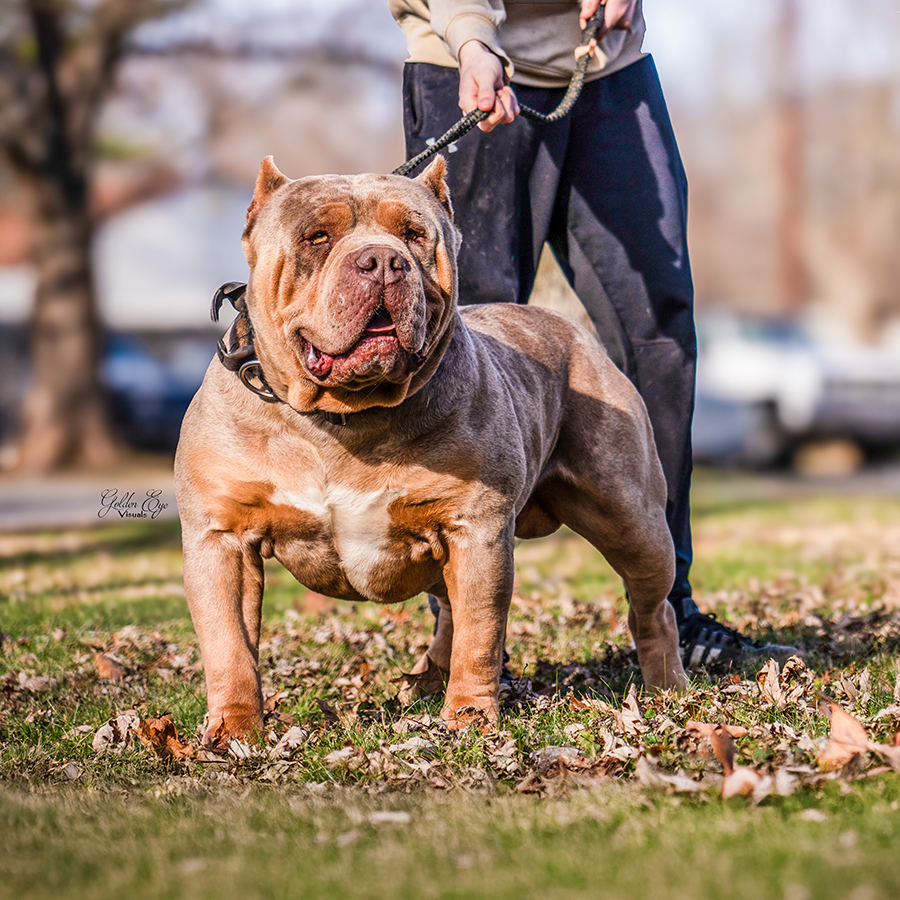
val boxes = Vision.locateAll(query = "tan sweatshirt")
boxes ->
[388,0,646,88]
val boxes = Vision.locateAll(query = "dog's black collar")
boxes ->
[211,281,352,427]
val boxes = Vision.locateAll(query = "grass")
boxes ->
[1,467,899,899]
[2,781,899,900]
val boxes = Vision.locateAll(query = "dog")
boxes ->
[174,155,687,743]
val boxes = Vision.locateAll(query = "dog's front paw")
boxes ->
[202,708,264,748]
[440,696,499,731]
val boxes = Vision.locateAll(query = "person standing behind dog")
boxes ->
[388,0,789,668]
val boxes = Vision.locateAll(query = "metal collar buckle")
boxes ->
[238,359,279,401]
[214,282,350,425]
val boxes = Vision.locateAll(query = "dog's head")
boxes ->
[241,156,460,415]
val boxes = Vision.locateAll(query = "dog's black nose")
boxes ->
[354,246,409,283]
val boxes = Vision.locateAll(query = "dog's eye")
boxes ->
[308,231,329,245]
[403,226,424,244]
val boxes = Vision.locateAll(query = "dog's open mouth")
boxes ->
[302,303,426,382]
[364,303,396,337]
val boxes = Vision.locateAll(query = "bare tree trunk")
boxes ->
[17,177,120,472]
[2,0,190,471]
[10,0,123,472]
[775,0,809,314]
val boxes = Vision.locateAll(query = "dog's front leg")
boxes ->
[440,525,514,729]
[182,530,265,744]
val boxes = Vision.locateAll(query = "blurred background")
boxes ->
[1,0,900,494]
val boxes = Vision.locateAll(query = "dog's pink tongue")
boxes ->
[306,343,334,376]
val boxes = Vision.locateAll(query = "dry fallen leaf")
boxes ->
[618,684,646,735]
[388,736,439,759]
[315,698,341,725]
[488,738,520,775]
[271,726,311,758]
[685,721,750,740]
[136,714,195,761]
[871,742,900,771]
[722,767,763,799]
[227,738,254,760]
[677,721,750,758]
[634,755,707,793]
[92,713,139,752]
[393,654,448,706]
[710,724,762,799]
[819,699,869,747]
[95,653,127,682]
[862,728,900,772]
[262,690,298,727]
[529,746,582,774]
[17,673,57,693]
[324,744,368,771]
[263,690,284,714]
[816,699,869,771]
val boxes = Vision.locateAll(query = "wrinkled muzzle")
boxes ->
[296,242,429,387]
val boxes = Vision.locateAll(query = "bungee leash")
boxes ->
[392,7,605,177]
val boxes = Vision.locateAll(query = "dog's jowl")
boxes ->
[175,155,687,744]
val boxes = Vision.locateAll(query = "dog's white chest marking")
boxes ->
[271,484,405,600]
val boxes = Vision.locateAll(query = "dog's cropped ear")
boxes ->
[245,156,288,230]
[416,156,453,220]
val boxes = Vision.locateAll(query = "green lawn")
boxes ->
[1,469,899,899]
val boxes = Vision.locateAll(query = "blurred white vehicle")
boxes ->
[692,312,900,467]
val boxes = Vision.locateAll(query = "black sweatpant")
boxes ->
[403,55,696,603]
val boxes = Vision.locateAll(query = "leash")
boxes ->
[214,9,606,422]
[392,8,604,177]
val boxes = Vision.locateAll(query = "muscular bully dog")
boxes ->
[175,156,687,743]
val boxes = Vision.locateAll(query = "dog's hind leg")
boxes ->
[548,468,685,692]
[542,381,687,692]
[405,585,453,698]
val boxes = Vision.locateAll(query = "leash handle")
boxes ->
[393,7,605,176]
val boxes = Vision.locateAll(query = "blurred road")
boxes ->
[691,460,900,507]
[1,458,899,534]
[0,456,177,532]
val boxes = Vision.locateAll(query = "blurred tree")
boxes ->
[0,0,188,472]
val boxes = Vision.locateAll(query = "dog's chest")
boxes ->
[270,483,418,602]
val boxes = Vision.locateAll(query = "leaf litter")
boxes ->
[64,644,900,801]
[2,510,900,801]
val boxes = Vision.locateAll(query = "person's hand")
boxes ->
[580,0,638,36]
[458,40,520,133]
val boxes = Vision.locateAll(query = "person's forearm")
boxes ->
[429,0,512,77]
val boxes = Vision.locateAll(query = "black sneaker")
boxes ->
[672,598,800,670]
